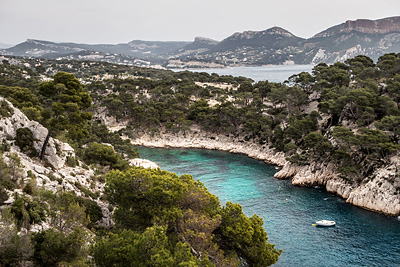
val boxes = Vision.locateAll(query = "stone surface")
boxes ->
[0,98,73,169]
[131,129,400,216]
[129,158,159,169]
[0,98,113,229]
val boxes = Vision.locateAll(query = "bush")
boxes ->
[7,153,23,185]
[76,196,103,227]
[0,208,33,266]
[82,142,129,170]
[66,156,79,167]
[0,186,8,204]
[0,100,13,118]
[32,228,88,266]
[15,128,39,157]
[0,139,10,152]
[23,178,37,195]
[75,182,100,199]
[11,195,47,228]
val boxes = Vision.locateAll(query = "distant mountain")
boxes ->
[169,27,305,67]
[3,39,84,57]
[0,39,190,67]
[2,16,400,67]
[43,50,158,68]
[297,16,400,64]
[126,40,190,57]
[173,37,218,56]
[213,27,304,51]
[173,17,400,66]
[0,43,14,49]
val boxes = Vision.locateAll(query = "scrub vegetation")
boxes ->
[0,52,399,265]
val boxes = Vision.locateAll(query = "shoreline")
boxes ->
[130,131,400,216]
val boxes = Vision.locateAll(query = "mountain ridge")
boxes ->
[2,16,400,67]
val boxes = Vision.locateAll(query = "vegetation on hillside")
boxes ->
[0,52,400,265]
[84,53,400,186]
[0,58,281,266]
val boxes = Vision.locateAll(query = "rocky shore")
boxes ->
[130,130,400,216]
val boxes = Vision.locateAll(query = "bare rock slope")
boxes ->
[131,130,400,216]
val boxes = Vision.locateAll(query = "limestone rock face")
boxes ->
[341,17,400,35]
[0,98,72,169]
[344,157,400,215]
[0,98,115,229]
[129,158,159,169]
[131,131,286,167]
[131,129,400,216]
[274,154,400,216]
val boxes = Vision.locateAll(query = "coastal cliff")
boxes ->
[0,98,116,228]
[130,130,400,216]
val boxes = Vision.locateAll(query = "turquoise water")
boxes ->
[138,147,400,267]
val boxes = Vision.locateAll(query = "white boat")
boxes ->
[315,220,336,227]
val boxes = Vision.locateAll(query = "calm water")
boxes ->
[138,147,400,267]
[174,65,314,83]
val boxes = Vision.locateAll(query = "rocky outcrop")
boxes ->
[129,158,159,169]
[341,17,400,35]
[0,98,115,228]
[274,158,400,215]
[0,98,72,169]
[131,130,286,167]
[130,129,400,216]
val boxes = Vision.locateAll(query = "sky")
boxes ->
[1,0,400,45]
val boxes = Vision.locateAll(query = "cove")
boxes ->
[138,146,400,267]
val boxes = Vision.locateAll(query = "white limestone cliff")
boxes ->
[130,129,400,216]
[0,98,138,229]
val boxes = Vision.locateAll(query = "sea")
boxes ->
[173,64,315,83]
[137,147,400,267]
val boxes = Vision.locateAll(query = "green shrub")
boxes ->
[23,178,38,195]
[1,178,15,190]
[75,181,100,199]
[27,170,36,178]
[7,153,23,185]
[10,195,31,229]
[47,172,56,182]
[0,139,10,152]
[0,186,9,204]
[76,196,103,227]
[15,128,38,157]
[0,100,13,118]
[66,156,79,167]
[82,142,129,170]
[32,228,88,266]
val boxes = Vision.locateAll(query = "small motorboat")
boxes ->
[315,220,336,227]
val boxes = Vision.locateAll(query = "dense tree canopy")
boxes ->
[1,53,400,266]
[101,167,281,266]
[39,71,92,141]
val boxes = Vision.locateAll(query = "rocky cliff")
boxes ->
[0,98,115,228]
[129,129,400,216]
[341,17,400,35]
[3,16,400,67]
[301,16,400,64]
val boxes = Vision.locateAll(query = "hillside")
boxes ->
[0,57,279,267]
[2,53,398,217]
[175,27,304,66]
[85,53,400,216]
[297,16,400,64]
[2,16,400,68]
[0,52,400,265]
[0,39,190,68]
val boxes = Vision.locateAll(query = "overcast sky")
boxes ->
[1,0,400,45]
